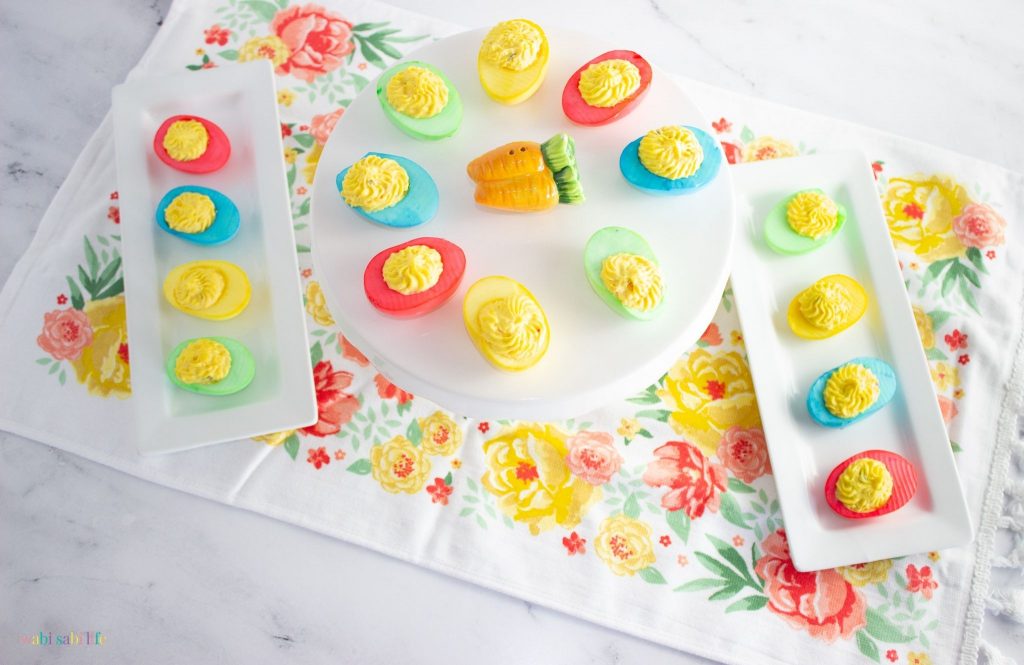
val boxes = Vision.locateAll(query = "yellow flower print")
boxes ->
[617,417,641,438]
[481,423,600,535]
[907,653,933,665]
[305,281,335,326]
[912,306,934,350]
[837,558,892,586]
[284,147,298,165]
[743,136,798,162]
[419,411,463,456]
[70,295,130,398]
[658,349,761,456]
[883,175,971,261]
[931,362,960,391]
[238,35,291,68]
[370,435,431,494]
[277,89,295,107]
[303,143,323,185]
[451,458,462,469]
[195,48,206,56]
[928,551,941,561]
[252,429,295,446]
[729,330,744,346]
[594,514,657,576]
[953,388,965,399]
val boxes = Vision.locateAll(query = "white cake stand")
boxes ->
[311,27,735,420]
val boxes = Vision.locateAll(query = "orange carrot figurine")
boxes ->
[467,133,584,212]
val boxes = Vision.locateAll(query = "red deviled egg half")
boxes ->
[364,237,466,318]
[825,450,918,520]
[562,50,652,126]
[153,115,231,174]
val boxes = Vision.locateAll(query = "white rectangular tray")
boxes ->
[730,151,972,571]
[112,61,316,455]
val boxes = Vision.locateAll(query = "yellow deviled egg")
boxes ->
[477,19,549,105]
[786,274,867,340]
[463,276,549,371]
[163,260,251,320]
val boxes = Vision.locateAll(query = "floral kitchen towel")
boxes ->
[2,1,1023,664]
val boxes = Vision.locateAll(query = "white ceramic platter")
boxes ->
[311,27,735,420]
[112,61,316,454]
[730,152,972,571]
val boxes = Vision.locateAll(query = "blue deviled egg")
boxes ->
[619,125,722,196]
[336,152,438,228]
[155,185,240,245]
[807,357,897,428]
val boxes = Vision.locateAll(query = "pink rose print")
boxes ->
[906,564,937,600]
[643,440,727,519]
[700,322,723,346]
[310,107,345,146]
[37,308,93,361]
[565,431,623,485]
[716,426,772,483]
[754,530,867,643]
[563,531,586,555]
[271,4,355,82]
[937,395,959,424]
[300,360,359,437]
[340,335,370,367]
[952,202,1006,249]
[374,373,413,404]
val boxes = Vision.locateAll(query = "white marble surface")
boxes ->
[1,0,1022,663]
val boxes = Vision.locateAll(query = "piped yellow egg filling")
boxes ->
[798,280,851,330]
[578,58,640,108]
[382,245,443,295]
[172,266,226,311]
[165,192,216,234]
[386,66,449,119]
[836,458,893,513]
[341,155,409,212]
[174,339,231,385]
[163,119,209,162]
[601,253,663,312]
[787,191,839,239]
[638,126,704,180]
[480,20,542,71]
[477,294,546,362]
[824,363,880,419]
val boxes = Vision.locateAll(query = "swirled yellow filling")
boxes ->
[382,245,443,295]
[836,458,893,513]
[638,126,704,180]
[341,155,409,212]
[477,294,546,362]
[798,280,851,330]
[824,363,880,419]
[480,20,542,71]
[386,66,449,119]
[163,119,209,162]
[164,192,216,234]
[600,253,663,312]
[172,266,226,311]
[578,59,640,108]
[174,339,231,385]
[787,191,839,239]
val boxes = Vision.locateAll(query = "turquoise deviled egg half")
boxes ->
[619,124,722,196]
[155,185,240,245]
[806,357,897,428]
[337,152,439,228]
